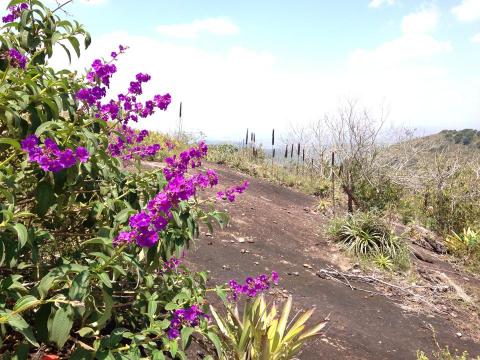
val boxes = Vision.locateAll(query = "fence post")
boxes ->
[331,151,336,216]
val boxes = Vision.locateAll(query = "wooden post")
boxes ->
[271,129,275,167]
[331,151,336,216]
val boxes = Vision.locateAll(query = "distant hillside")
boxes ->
[401,129,480,156]
[378,129,480,185]
[439,129,480,149]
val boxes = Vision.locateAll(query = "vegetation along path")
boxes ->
[183,164,480,360]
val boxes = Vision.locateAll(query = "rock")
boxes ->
[273,220,277,224]
[205,232,212,237]
[287,271,299,276]
[456,332,462,338]
[237,237,245,243]
[353,263,360,269]
[303,264,313,270]
[351,269,361,274]
[254,261,259,265]
[240,249,250,254]
[247,239,255,243]
[222,265,230,270]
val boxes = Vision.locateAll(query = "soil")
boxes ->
[174,163,480,360]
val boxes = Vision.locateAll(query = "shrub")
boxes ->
[445,228,480,272]
[209,294,328,359]
[354,177,404,212]
[328,212,410,270]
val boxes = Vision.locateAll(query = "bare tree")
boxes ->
[325,99,387,212]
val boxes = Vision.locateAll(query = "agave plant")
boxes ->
[445,228,480,255]
[329,212,402,257]
[209,295,328,360]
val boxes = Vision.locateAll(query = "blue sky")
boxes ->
[47,0,480,141]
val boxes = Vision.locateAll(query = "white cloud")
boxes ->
[471,32,480,42]
[368,0,395,8]
[351,7,450,67]
[401,7,439,34]
[452,0,480,22]
[48,17,477,143]
[156,18,239,39]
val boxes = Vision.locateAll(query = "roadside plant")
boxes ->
[0,1,324,358]
[209,294,328,359]
[328,211,410,270]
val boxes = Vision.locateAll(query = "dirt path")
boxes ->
[187,164,480,360]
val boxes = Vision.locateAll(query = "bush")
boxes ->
[0,2,324,358]
[354,177,404,212]
[445,228,480,272]
[328,212,410,270]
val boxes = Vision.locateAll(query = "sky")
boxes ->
[43,0,480,142]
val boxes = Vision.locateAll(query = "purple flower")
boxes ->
[217,181,249,202]
[75,147,90,163]
[21,136,90,172]
[135,73,151,83]
[154,94,171,111]
[228,271,279,301]
[21,135,39,152]
[113,230,136,246]
[130,211,151,229]
[167,305,208,339]
[2,3,28,23]
[7,49,27,69]
[135,229,158,247]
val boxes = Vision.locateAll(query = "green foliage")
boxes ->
[209,294,328,360]
[328,211,410,271]
[207,145,330,196]
[354,177,403,212]
[0,1,226,357]
[445,228,480,273]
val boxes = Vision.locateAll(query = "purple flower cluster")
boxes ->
[167,305,208,339]
[160,256,182,273]
[7,49,27,69]
[87,59,118,87]
[228,271,279,301]
[114,142,219,248]
[76,51,119,106]
[2,3,28,23]
[108,126,162,160]
[76,47,171,125]
[21,135,89,172]
[163,142,208,181]
[217,181,249,202]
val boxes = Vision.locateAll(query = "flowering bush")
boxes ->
[0,1,324,358]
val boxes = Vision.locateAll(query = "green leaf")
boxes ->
[68,36,81,57]
[13,295,39,313]
[12,223,28,249]
[81,237,112,247]
[0,138,20,150]
[181,327,194,349]
[206,331,222,358]
[77,327,94,338]
[35,181,55,217]
[59,43,72,63]
[96,272,112,288]
[114,208,135,224]
[69,270,90,301]
[49,305,74,348]
[151,350,166,360]
[7,312,39,347]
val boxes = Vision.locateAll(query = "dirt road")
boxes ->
[187,164,480,360]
